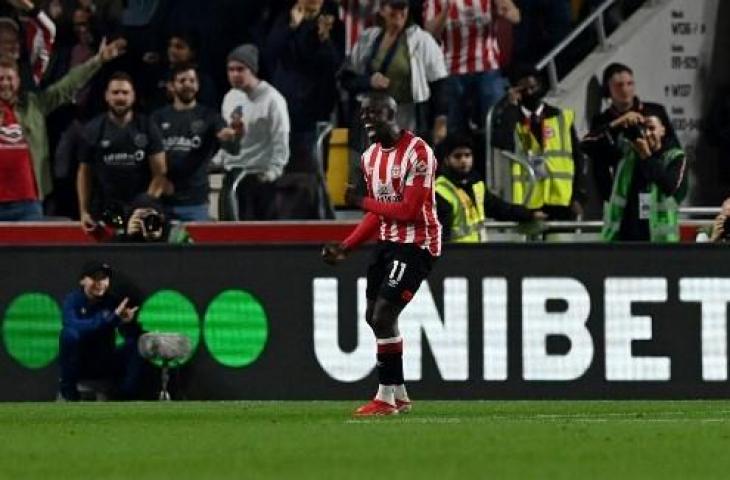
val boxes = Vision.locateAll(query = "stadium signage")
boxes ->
[313,277,729,383]
[2,244,730,400]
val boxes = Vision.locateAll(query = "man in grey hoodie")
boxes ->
[216,44,290,220]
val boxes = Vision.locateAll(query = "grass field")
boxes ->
[1,401,729,479]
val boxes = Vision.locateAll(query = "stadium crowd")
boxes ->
[0,0,673,241]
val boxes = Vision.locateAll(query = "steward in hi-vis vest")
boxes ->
[492,65,587,220]
[434,133,543,242]
[600,115,687,242]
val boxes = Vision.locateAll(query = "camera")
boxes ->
[100,204,126,229]
[142,211,164,233]
[624,123,647,141]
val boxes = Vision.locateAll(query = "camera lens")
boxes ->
[143,213,162,232]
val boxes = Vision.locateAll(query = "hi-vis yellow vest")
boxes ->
[435,176,487,243]
[511,109,575,209]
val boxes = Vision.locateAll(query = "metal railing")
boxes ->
[536,0,619,92]
[228,168,248,221]
[481,206,719,242]
[227,123,336,221]
[314,122,336,219]
[485,0,645,199]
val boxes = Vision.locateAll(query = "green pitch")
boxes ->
[1,401,729,480]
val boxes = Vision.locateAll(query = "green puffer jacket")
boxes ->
[14,57,102,199]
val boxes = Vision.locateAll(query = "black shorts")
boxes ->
[366,241,437,305]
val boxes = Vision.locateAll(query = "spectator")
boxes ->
[58,260,144,401]
[0,37,124,221]
[337,0,380,56]
[492,65,586,220]
[0,0,56,88]
[76,71,168,233]
[143,30,218,110]
[151,64,230,221]
[708,198,730,243]
[424,0,520,133]
[435,132,545,242]
[216,44,290,220]
[583,63,679,203]
[266,0,344,219]
[599,115,687,242]
[341,0,447,141]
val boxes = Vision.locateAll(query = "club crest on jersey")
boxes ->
[543,126,555,139]
[414,159,429,175]
[133,134,148,148]
[391,165,401,178]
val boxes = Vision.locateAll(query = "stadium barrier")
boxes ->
[1,243,729,400]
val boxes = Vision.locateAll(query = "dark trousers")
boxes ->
[58,328,144,400]
[219,169,277,221]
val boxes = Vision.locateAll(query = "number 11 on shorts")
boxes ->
[389,260,407,283]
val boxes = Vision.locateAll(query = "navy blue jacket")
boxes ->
[61,288,121,338]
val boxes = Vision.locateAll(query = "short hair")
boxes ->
[169,63,198,82]
[439,132,474,162]
[360,91,397,112]
[602,62,633,97]
[0,54,18,72]
[167,29,200,54]
[107,71,134,87]
[509,63,542,86]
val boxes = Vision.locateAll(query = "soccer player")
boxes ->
[322,92,442,416]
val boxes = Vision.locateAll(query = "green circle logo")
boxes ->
[138,290,200,365]
[2,293,62,368]
[204,290,268,367]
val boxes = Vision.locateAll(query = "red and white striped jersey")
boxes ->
[360,130,442,256]
[21,10,56,85]
[423,0,500,75]
[339,0,380,56]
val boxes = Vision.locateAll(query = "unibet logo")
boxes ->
[1,289,268,370]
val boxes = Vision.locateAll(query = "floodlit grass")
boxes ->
[1,401,729,479]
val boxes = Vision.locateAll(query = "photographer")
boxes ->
[599,115,687,242]
[114,194,190,243]
[583,63,679,203]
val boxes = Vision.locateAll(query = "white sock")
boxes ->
[374,384,395,405]
[394,384,410,402]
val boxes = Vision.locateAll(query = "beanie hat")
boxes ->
[227,44,258,75]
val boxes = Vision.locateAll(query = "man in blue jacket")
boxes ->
[58,261,143,401]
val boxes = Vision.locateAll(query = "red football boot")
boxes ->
[353,399,398,416]
[395,399,412,413]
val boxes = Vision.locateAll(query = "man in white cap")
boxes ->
[216,43,290,220]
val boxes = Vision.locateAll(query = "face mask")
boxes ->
[521,93,541,112]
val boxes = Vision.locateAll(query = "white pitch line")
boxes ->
[345,417,462,424]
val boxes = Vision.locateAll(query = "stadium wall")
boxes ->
[1,245,730,400]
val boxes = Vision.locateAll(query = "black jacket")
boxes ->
[435,168,534,242]
[582,97,679,202]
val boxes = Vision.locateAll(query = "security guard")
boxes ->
[494,65,587,220]
[435,133,545,242]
